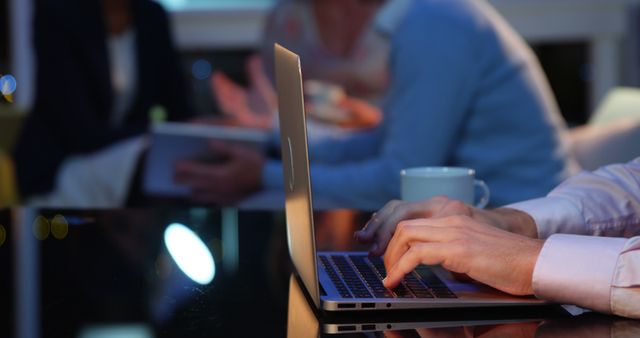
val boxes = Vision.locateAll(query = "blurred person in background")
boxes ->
[210,0,386,133]
[209,0,391,235]
[174,0,578,210]
[12,0,192,203]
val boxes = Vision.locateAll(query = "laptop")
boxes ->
[287,274,563,335]
[274,43,546,312]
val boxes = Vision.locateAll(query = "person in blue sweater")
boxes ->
[174,0,578,210]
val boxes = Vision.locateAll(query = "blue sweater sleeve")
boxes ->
[308,127,383,164]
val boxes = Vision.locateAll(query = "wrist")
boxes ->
[488,208,538,238]
[520,238,544,295]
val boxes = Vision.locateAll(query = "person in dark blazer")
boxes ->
[13,0,193,199]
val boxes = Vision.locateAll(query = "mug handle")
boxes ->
[474,179,490,209]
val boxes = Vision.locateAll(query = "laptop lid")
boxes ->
[274,43,321,309]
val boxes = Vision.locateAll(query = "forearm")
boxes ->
[309,128,382,164]
[474,207,538,238]
[508,159,640,238]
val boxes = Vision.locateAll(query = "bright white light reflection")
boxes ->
[164,223,215,285]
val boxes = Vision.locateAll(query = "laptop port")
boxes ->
[361,303,375,309]
[362,325,376,331]
[338,325,356,332]
[338,303,356,309]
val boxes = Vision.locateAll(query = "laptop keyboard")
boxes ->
[319,254,456,299]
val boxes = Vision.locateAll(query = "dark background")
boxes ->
[1,0,9,76]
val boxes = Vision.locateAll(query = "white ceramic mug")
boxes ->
[400,167,490,208]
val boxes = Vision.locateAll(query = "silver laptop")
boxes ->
[274,43,546,312]
[287,274,559,335]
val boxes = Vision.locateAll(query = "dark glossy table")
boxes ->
[1,208,638,338]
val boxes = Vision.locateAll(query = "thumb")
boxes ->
[246,55,263,80]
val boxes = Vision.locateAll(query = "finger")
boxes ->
[173,169,219,194]
[174,160,230,185]
[209,139,255,158]
[402,215,471,230]
[174,173,211,188]
[383,243,448,289]
[212,71,241,92]
[211,73,252,116]
[174,161,215,179]
[247,56,277,109]
[247,55,268,86]
[384,221,458,270]
[370,201,440,256]
[356,199,452,254]
[371,203,418,256]
[355,200,401,241]
[211,73,234,101]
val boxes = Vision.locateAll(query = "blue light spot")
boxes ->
[0,74,16,95]
[191,59,212,80]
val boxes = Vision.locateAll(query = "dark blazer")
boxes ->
[13,0,193,198]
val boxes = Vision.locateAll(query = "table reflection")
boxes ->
[2,208,292,338]
[2,208,639,338]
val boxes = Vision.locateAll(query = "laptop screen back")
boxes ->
[274,43,321,308]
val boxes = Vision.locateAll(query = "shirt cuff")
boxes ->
[262,160,283,190]
[507,197,588,239]
[532,234,627,313]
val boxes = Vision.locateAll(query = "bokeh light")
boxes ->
[0,74,16,95]
[33,215,50,240]
[0,224,6,247]
[164,223,215,285]
[191,59,212,80]
[51,214,69,240]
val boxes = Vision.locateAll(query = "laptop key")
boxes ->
[331,256,372,298]
[403,272,435,298]
[392,284,414,298]
[348,255,396,299]
[413,266,457,298]
[320,255,353,298]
